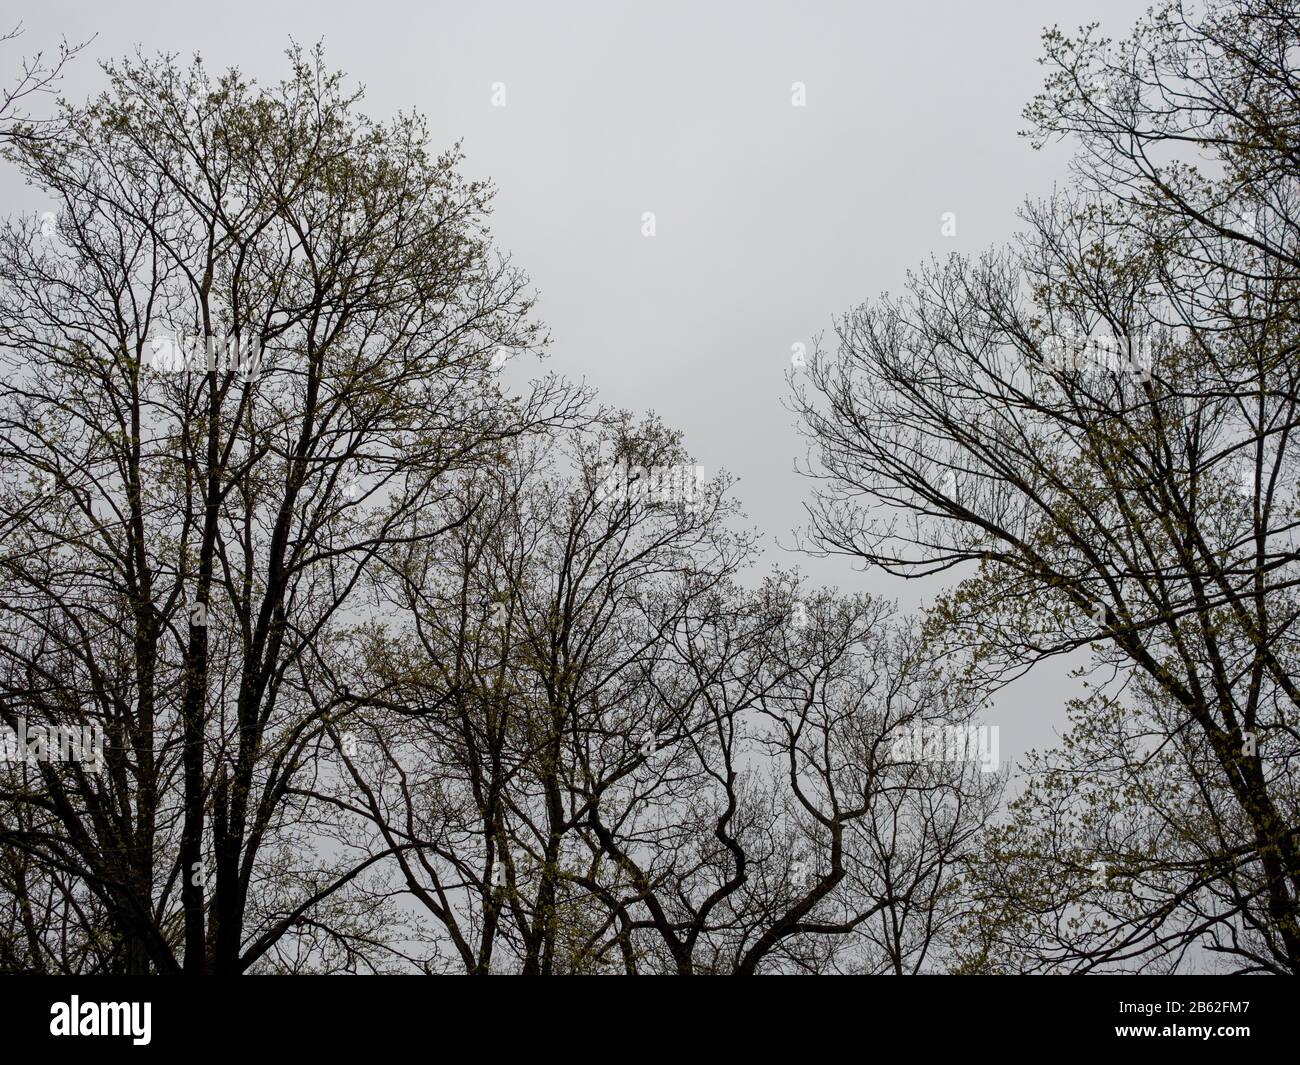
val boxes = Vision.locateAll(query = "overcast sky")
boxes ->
[3,0,1154,770]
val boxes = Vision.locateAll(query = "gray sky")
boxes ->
[3,0,1154,771]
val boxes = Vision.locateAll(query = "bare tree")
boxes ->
[576,578,1002,974]
[793,0,1300,972]
[317,416,1001,973]
[0,45,585,974]
[316,414,752,972]
[0,23,90,145]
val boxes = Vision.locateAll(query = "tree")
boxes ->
[318,417,1000,973]
[0,45,584,974]
[318,414,755,972]
[0,23,89,145]
[577,576,1004,974]
[793,0,1300,972]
